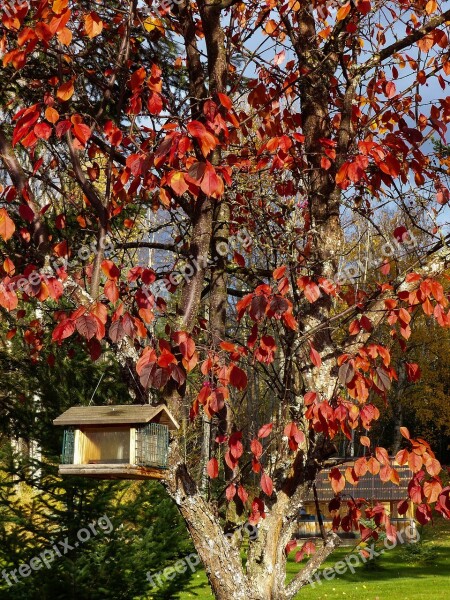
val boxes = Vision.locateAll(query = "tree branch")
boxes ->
[284,532,341,598]
[115,241,185,254]
[0,126,49,252]
[357,10,450,74]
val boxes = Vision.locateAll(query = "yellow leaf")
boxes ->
[264,19,278,35]
[143,17,165,36]
[56,80,74,102]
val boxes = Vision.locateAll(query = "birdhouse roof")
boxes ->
[53,404,179,430]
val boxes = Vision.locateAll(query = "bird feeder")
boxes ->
[53,404,179,480]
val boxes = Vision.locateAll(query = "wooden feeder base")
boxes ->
[58,463,167,480]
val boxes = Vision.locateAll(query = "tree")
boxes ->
[1,1,450,599]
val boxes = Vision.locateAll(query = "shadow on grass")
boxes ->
[178,520,450,600]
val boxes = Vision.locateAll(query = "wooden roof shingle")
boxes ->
[53,404,179,430]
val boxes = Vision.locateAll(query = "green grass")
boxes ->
[177,519,450,600]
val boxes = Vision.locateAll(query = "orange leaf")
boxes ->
[336,3,351,20]
[417,33,434,52]
[57,80,74,102]
[3,257,15,275]
[84,12,103,38]
[45,106,59,123]
[425,0,437,14]
[52,0,68,14]
[0,209,15,242]
[408,452,423,473]
[329,468,345,494]
[57,26,72,46]
[395,448,409,466]
[168,171,188,196]
[273,265,286,280]
[400,426,410,439]
[104,279,119,303]
[423,479,442,503]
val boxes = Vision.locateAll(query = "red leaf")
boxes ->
[284,422,305,450]
[229,365,247,390]
[261,472,273,496]
[258,423,273,438]
[385,81,397,99]
[101,259,120,280]
[397,499,409,515]
[75,315,97,340]
[148,92,163,115]
[249,498,265,525]
[360,315,373,332]
[207,457,219,479]
[73,123,91,146]
[273,265,286,280]
[34,122,52,140]
[285,540,297,554]
[19,203,35,222]
[87,338,102,361]
[229,431,243,460]
[226,484,236,501]
[237,485,248,503]
[187,120,207,138]
[416,503,431,525]
[405,363,421,382]
[52,319,75,342]
[217,93,232,109]
[250,439,263,459]
[309,342,322,368]
[104,279,119,303]
[200,162,223,197]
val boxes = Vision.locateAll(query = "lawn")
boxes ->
[177,518,450,600]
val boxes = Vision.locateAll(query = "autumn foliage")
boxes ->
[1,1,450,598]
